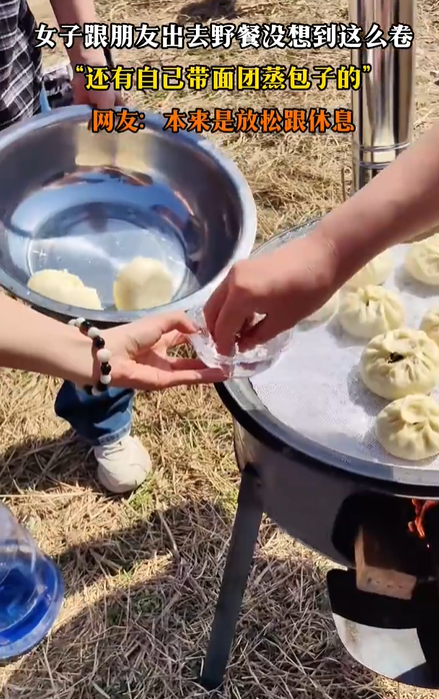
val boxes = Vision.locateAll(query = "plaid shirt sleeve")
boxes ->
[0,0,42,131]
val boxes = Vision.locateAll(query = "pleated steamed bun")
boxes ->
[360,328,439,400]
[339,285,404,339]
[345,250,393,290]
[376,394,439,461]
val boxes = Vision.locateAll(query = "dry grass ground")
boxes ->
[1,0,439,697]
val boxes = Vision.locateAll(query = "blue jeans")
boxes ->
[55,382,134,447]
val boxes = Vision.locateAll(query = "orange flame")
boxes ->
[409,499,438,539]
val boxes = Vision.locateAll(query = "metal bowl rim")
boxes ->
[0,106,257,324]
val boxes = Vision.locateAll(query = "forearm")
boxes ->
[49,0,106,65]
[0,293,93,384]
[303,121,439,288]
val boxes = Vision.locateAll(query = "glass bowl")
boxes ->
[187,306,293,379]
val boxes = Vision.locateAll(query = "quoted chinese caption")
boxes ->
[75,65,371,92]
[37,20,414,135]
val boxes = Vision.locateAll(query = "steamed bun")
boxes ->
[305,291,339,323]
[420,307,439,346]
[344,250,393,290]
[405,234,439,285]
[376,394,439,461]
[339,285,404,339]
[27,269,102,310]
[113,256,174,311]
[360,328,439,400]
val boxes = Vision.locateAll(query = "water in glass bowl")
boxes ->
[187,306,293,379]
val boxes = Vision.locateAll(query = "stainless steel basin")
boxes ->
[0,106,257,325]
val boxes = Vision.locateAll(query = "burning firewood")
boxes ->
[354,501,434,601]
[409,499,438,540]
[355,525,417,600]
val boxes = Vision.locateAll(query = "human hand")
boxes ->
[101,311,226,390]
[204,231,339,355]
[71,72,124,110]
[69,46,123,109]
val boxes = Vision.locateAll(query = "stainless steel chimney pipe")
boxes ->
[349,0,416,191]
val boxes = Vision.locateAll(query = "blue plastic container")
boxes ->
[0,503,64,660]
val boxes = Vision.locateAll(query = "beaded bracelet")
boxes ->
[69,317,112,396]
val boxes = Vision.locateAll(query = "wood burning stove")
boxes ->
[200,0,423,690]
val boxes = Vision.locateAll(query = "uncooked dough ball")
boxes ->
[113,256,174,311]
[338,285,405,339]
[376,394,439,461]
[360,328,439,400]
[28,269,102,310]
[75,124,112,168]
[344,250,393,290]
[421,308,439,346]
[115,131,148,173]
[305,291,339,323]
[405,234,439,285]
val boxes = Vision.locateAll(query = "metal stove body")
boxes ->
[199,0,437,691]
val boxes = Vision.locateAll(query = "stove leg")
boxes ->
[200,466,263,690]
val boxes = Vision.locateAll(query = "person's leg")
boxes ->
[55,381,152,493]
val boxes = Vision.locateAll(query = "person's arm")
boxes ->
[204,120,439,352]
[316,120,439,289]
[49,0,106,68]
[49,0,121,108]
[0,292,225,388]
[0,293,95,384]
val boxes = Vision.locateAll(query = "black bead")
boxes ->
[101,362,112,375]
[80,320,92,333]
[93,336,105,349]
[96,380,107,392]
[84,385,93,395]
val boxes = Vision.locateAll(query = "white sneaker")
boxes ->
[94,435,152,494]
